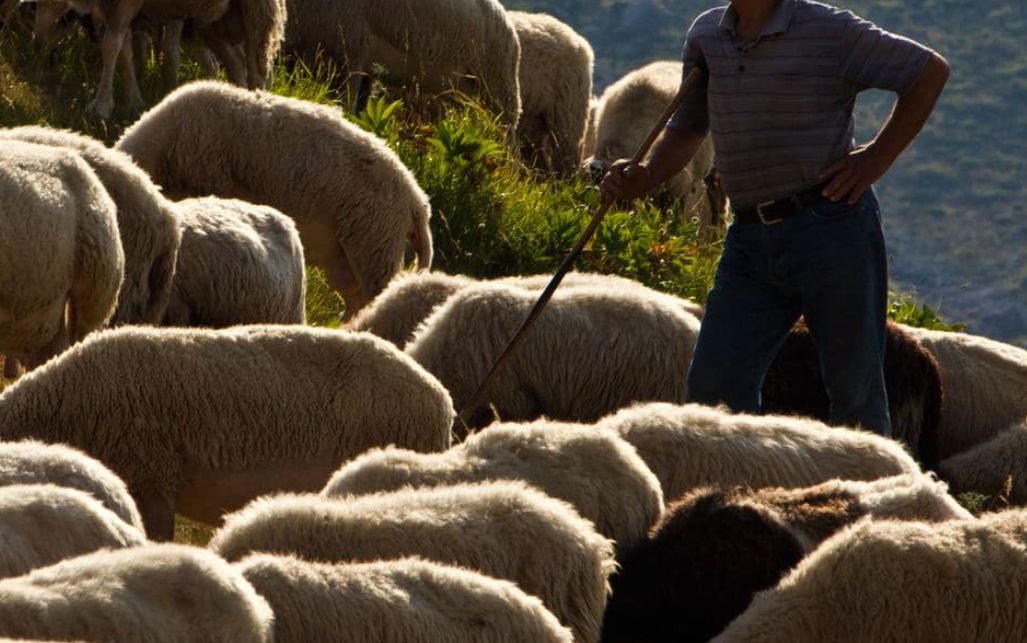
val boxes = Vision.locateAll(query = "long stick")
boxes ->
[455,67,705,430]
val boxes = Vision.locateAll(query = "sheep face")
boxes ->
[601,489,806,643]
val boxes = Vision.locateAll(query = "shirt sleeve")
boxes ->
[836,11,935,94]
[666,16,710,136]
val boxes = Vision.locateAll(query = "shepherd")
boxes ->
[601,0,949,437]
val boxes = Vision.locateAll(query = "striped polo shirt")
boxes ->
[667,0,935,208]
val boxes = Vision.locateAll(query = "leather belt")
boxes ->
[733,182,829,225]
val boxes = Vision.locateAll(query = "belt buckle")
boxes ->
[756,200,782,225]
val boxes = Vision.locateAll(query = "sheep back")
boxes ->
[903,325,1027,458]
[236,554,574,642]
[0,544,273,642]
[0,141,123,360]
[509,10,593,174]
[599,402,920,503]
[116,81,432,314]
[323,419,665,552]
[0,126,180,326]
[0,440,142,529]
[0,484,145,579]
[210,482,615,643]
[940,419,1027,504]
[0,325,454,533]
[712,511,1027,642]
[166,196,306,327]
[406,283,700,432]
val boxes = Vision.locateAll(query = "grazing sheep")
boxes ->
[0,141,123,372]
[599,402,921,503]
[211,482,616,643]
[0,325,454,541]
[0,440,142,529]
[712,510,1027,642]
[33,0,284,118]
[0,126,181,327]
[586,61,717,227]
[406,282,701,433]
[940,419,1027,503]
[762,320,942,470]
[323,419,664,553]
[0,544,273,642]
[237,554,575,643]
[348,270,703,350]
[509,11,593,174]
[117,81,433,316]
[165,197,306,327]
[601,474,969,643]
[901,325,1027,458]
[0,485,145,580]
[282,0,521,132]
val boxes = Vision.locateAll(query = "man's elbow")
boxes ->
[925,52,951,86]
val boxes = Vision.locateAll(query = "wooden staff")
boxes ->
[455,67,705,430]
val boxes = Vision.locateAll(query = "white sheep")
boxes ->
[901,325,1027,458]
[598,402,921,503]
[0,484,145,579]
[0,126,181,327]
[406,281,701,434]
[509,11,593,174]
[0,141,124,374]
[165,197,306,327]
[587,61,718,228]
[33,0,284,117]
[210,482,616,643]
[0,543,273,642]
[0,325,454,541]
[323,419,664,553]
[116,81,433,317]
[237,554,575,642]
[712,510,1027,642]
[0,440,142,529]
[940,419,1027,503]
[348,270,703,350]
[282,0,521,132]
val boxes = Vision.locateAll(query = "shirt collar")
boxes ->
[719,0,797,37]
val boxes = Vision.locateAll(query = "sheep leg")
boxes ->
[159,20,184,90]
[203,35,247,86]
[137,491,176,541]
[89,0,141,118]
[197,46,220,79]
[117,34,146,113]
[319,248,368,321]
[2,356,22,379]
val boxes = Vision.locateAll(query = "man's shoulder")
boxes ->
[688,6,727,36]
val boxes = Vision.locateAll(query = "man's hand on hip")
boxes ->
[820,144,893,205]
[600,160,652,205]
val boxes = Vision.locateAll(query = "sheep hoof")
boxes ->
[89,95,114,120]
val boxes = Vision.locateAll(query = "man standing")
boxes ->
[600,0,949,436]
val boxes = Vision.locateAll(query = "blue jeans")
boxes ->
[686,189,892,436]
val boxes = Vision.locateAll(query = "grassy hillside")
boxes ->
[506,0,1027,348]
[0,9,958,336]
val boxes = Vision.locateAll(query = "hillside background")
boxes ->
[507,0,1027,347]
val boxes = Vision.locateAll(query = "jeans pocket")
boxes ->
[808,197,865,220]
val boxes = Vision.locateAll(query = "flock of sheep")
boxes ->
[2,0,1027,640]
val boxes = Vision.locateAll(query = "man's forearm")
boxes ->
[643,127,707,190]
[870,53,950,163]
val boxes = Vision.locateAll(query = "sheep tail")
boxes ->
[917,355,943,472]
[242,0,285,87]
[411,207,433,271]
